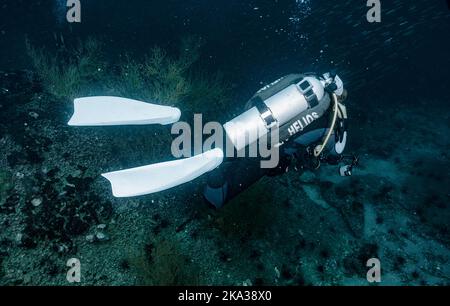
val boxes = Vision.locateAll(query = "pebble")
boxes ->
[23,275,31,284]
[15,233,23,243]
[57,244,69,253]
[86,234,95,243]
[28,111,39,119]
[97,224,106,230]
[243,279,253,286]
[31,197,42,207]
[95,232,109,241]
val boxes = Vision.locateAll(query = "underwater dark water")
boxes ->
[0,0,449,286]
[2,1,449,96]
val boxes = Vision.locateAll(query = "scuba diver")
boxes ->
[68,71,357,208]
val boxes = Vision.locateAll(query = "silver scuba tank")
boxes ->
[223,76,328,152]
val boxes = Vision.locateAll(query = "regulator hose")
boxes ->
[314,93,338,157]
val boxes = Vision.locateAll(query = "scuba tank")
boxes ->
[224,74,330,153]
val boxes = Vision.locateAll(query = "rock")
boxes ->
[57,244,69,253]
[243,279,252,286]
[97,224,106,230]
[72,169,83,178]
[95,232,109,242]
[28,111,39,119]
[85,234,95,243]
[15,233,23,244]
[31,197,42,207]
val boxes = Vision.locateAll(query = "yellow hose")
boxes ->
[314,93,338,157]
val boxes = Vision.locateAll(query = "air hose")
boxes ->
[314,93,339,157]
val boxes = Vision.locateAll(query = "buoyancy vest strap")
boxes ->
[297,78,319,108]
[251,96,278,129]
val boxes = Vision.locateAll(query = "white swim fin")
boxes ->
[102,148,224,197]
[68,96,181,126]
